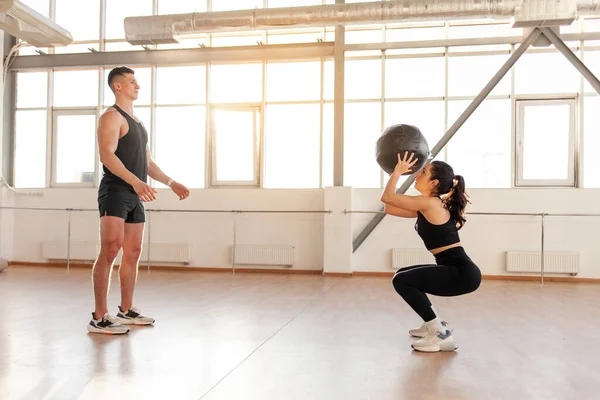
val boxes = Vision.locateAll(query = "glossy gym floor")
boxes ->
[1,265,598,400]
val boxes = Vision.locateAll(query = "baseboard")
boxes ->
[236,268,321,275]
[482,275,600,283]
[10,261,94,269]
[7,262,600,283]
[352,271,394,277]
[7,261,322,275]
[352,270,600,283]
[323,272,353,277]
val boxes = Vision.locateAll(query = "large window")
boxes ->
[52,111,97,186]
[16,71,47,108]
[268,0,322,6]
[210,107,260,186]
[55,0,100,42]
[322,104,334,188]
[156,66,206,105]
[448,54,511,97]
[14,9,600,191]
[515,51,580,95]
[515,98,576,187]
[14,72,48,188]
[209,64,262,103]
[583,96,600,188]
[53,70,99,107]
[344,102,381,188]
[211,0,262,12]
[21,0,49,18]
[345,59,382,100]
[157,0,207,14]
[266,61,321,102]
[105,0,153,40]
[14,111,47,188]
[264,104,321,188]
[385,57,445,99]
[582,50,600,94]
[154,106,206,189]
[447,99,512,188]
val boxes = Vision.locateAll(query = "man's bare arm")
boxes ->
[145,146,190,200]
[146,146,172,186]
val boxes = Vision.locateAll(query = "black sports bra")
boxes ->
[414,211,460,251]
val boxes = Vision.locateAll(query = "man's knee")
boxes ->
[100,240,123,263]
[122,246,142,263]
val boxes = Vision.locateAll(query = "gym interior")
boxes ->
[1,1,599,399]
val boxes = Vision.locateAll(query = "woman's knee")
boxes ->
[391,271,408,293]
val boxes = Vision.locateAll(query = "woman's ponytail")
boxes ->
[444,174,470,230]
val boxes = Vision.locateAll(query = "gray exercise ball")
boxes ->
[376,124,430,175]
[0,258,8,272]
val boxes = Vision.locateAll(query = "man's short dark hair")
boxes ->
[107,66,135,93]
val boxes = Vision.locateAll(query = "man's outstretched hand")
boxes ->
[170,181,190,200]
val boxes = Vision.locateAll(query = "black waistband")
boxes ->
[434,246,471,264]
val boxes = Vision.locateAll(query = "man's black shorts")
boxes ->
[98,183,145,224]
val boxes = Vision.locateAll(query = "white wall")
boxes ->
[7,185,600,279]
[351,188,600,279]
[10,188,325,271]
[0,188,14,261]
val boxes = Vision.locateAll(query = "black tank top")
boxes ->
[414,211,460,250]
[100,104,148,192]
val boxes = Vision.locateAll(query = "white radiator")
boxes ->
[233,245,294,267]
[42,241,191,264]
[42,241,99,261]
[141,244,191,264]
[391,249,435,269]
[506,251,579,274]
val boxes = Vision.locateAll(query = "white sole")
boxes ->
[412,339,458,352]
[115,316,155,326]
[87,325,129,335]
[410,327,454,338]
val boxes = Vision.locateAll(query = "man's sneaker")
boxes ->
[115,306,155,326]
[409,320,451,338]
[411,328,458,352]
[87,313,130,335]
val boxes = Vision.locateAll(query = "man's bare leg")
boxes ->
[92,216,124,320]
[120,222,144,311]
[116,222,154,325]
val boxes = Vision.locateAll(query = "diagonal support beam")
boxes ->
[540,27,600,95]
[352,27,543,253]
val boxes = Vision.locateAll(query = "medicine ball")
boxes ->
[376,124,430,175]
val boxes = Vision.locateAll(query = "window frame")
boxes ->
[208,105,262,188]
[50,108,99,188]
[515,97,578,187]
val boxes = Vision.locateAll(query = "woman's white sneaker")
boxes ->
[411,328,458,352]
[87,313,130,335]
[409,320,451,338]
[115,306,155,326]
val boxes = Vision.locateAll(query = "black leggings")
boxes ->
[391,246,481,322]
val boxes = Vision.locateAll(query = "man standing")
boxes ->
[87,66,190,334]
